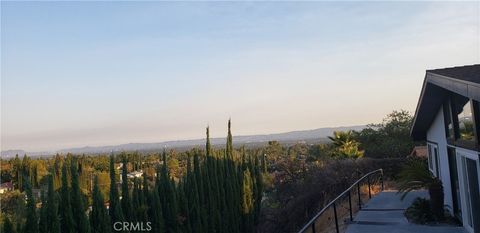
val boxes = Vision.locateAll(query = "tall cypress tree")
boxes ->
[39,190,48,233]
[177,180,191,233]
[131,178,140,221]
[226,120,233,160]
[193,151,204,206]
[46,174,61,233]
[241,168,254,233]
[32,164,39,188]
[159,152,178,233]
[70,158,90,233]
[121,156,133,222]
[23,176,39,233]
[109,154,124,225]
[193,151,207,233]
[261,153,267,173]
[20,155,31,192]
[252,155,263,225]
[186,156,203,233]
[3,216,15,233]
[90,175,111,233]
[206,127,212,157]
[141,173,150,223]
[53,155,62,189]
[13,154,22,191]
[60,163,75,233]
[149,189,165,233]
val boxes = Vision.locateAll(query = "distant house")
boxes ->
[119,170,143,183]
[127,170,143,179]
[0,181,13,194]
[409,146,427,158]
[411,64,480,233]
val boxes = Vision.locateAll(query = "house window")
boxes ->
[427,143,440,178]
[457,100,475,141]
[473,101,480,143]
[444,101,455,140]
[447,147,462,220]
[449,95,479,149]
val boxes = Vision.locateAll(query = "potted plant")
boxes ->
[397,159,444,221]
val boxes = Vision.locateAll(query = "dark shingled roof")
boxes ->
[427,64,480,84]
[411,64,480,141]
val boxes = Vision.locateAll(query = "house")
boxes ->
[0,181,13,194]
[409,145,427,158]
[127,170,143,179]
[119,170,143,183]
[411,64,480,233]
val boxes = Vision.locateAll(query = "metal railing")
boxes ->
[297,169,384,233]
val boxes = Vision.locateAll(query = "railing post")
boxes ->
[296,169,385,233]
[333,203,339,233]
[381,169,384,191]
[348,190,353,221]
[368,176,372,199]
[357,182,361,210]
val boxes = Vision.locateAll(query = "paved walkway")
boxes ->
[345,190,467,233]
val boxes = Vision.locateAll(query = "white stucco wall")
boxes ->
[426,106,454,212]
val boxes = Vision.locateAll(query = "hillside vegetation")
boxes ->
[0,110,415,233]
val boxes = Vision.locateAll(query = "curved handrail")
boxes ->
[297,168,384,233]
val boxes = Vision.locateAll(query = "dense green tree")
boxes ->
[140,174,150,223]
[264,141,283,163]
[3,216,15,233]
[121,156,133,222]
[31,163,39,188]
[90,176,111,233]
[354,110,414,158]
[46,175,60,233]
[23,177,38,233]
[226,120,233,160]
[39,191,48,233]
[12,155,22,190]
[185,156,202,233]
[241,168,254,233]
[149,189,165,233]
[59,163,75,233]
[260,153,267,173]
[70,158,90,233]
[159,152,178,233]
[253,155,263,224]
[131,178,141,221]
[1,120,264,233]
[176,180,191,233]
[109,154,124,225]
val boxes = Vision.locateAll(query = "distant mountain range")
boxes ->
[1,125,366,158]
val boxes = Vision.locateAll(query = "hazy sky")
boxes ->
[1,1,479,152]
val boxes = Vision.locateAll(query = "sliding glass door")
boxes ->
[457,149,480,233]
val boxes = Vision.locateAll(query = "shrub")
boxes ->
[397,159,444,221]
[258,157,406,233]
[405,198,434,224]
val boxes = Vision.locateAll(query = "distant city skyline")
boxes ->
[2,1,479,151]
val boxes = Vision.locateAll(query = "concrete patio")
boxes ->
[345,190,467,233]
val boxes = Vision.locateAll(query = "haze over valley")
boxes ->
[1,125,365,157]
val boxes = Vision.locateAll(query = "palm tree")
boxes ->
[328,131,354,147]
[397,159,444,220]
[328,131,364,159]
